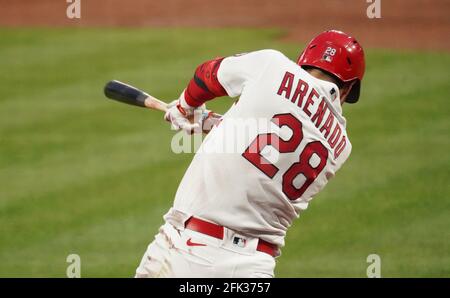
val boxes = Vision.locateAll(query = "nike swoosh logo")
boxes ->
[186,238,207,247]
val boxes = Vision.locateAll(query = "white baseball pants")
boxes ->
[135,222,276,278]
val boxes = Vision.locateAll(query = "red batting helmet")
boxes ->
[297,30,365,103]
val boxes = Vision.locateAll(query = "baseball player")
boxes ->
[135,30,365,277]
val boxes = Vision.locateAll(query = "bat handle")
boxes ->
[143,94,169,113]
[142,93,222,133]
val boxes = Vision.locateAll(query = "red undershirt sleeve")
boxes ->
[183,57,228,107]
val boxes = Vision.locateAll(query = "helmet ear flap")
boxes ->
[345,80,360,103]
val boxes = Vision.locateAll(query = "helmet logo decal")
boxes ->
[323,47,336,62]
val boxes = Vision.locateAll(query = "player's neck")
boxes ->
[306,68,347,105]
[306,68,336,85]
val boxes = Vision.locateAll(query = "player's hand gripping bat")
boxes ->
[103,80,221,133]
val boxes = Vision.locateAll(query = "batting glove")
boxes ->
[164,91,205,134]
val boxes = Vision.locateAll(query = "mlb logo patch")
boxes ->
[233,236,247,248]
[330,88,337,101]
[323,54,333,62]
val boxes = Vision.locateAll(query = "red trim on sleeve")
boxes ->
[184,57,228,107]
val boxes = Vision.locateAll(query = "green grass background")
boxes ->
[0,28,448,277]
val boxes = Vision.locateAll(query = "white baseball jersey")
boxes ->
[166,49,352,247]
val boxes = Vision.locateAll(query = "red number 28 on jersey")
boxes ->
[242,113,328,201]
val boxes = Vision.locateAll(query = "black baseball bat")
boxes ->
[103,80,168,112]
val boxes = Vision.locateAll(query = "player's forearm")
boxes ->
[183,57,228,107]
